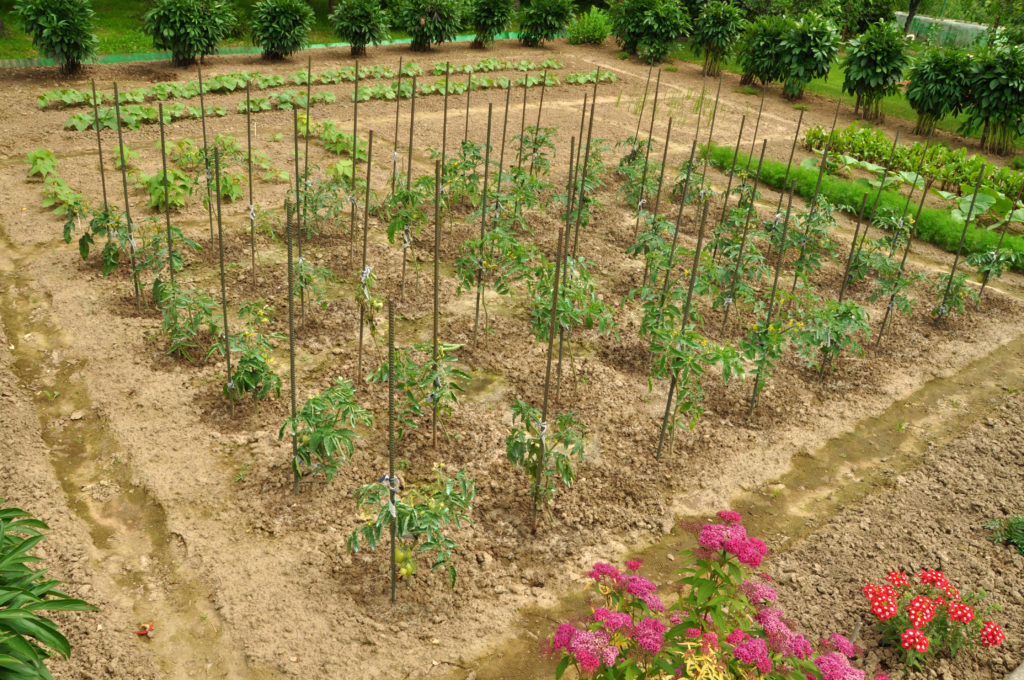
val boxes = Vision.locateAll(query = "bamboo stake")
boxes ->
[197,62,215,245]
[392,57,403,196]
[214,150,233,418]
[710,115,747,263]
[653,140,699,327]
[90,79,108,210]
[286,200,299,493]
[555,138,578,404]
[158,104,174,285]
[838,193,870,304]
[527,69,549,178]
[721,139,768,331]
[432,159,441,449]
[746,86,767,171]
[640,117,673,288]
[246,82,256,290]
[936,167,987,325]
[292,107,305,326]
[349,59,358,266]
[495,86,511,198]
[357,131,374,379]
[978,186,1024,305]
[112,83,140,305]
[464,71,472,144]
[571,89,598,259]
[387,299,397,602]
[442,63,450,179]
[473,105,494,344]
[632,69,663,239]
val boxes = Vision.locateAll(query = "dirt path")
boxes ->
[0,38,1021,680]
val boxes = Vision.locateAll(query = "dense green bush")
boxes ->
[329,0,390,56]
[690,0,745,77]
[706,142,1024,272]
[779,12,840,99]
[250,0,314,59]
[961,44,1024,155]
[13,0,97,74]
[842,20,908,121]
[566,6,611,45]
[1,501,95,679]
[906,46,970,136]
[609,0,690,63]
[737,14,794,86]
[143,0,237,66]
[518,0,573,47]
[469,0,513,48]
[396,0,462,51]
[840,0,894,36]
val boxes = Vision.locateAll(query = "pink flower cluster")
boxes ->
[733,636,773,674]
[697,514,768,567]
[755,608,813,659]
[553,624,619,674]
[588,562,664,612]
[814,651,868,680]
[741,578,779,605]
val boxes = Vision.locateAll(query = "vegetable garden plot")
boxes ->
[1,41,1024,680]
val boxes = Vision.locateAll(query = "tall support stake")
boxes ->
[473,105,494,344]
[286,200,299,493]
[90,79,108,210]
[350,59,359,265]
[746,86,767,170]
[640,117,674,290]
[779,108,805,193]
[653,140,700,331]
[527,69,549,178]
[441,63,450,178]
[515,76,528,171]
[357,131,374,379]
[495,86,511,198]
[432,159,441,448]
[632,69,663,239]
[214,150,233,418]
[721,139,768,331]
[572,88,598,258]
[936,167,987,325]
[655,199,710,460]
[392,57,403,196]
[632,65,654,145]
[112,83,140,305]
[292,107,305,326]
[838,193,870,304]
[158,104,174,285]
[246,82,256,290]
[750,184,795,416]
[463,71,472,144]
[710,115,748,262]
[978,185,1024,304]
[198,62,215,245]
[697,74,724,195]
[387,300,397,603]
[555,138,578,404]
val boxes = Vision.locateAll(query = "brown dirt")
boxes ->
[0,38,1021,680]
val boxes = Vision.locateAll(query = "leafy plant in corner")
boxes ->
[13,0,97,74]
[567,6,612,45]
[983,515,1024,556]
[280,377,373,482]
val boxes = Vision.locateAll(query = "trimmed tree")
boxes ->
[469,0,513,48]
[143,0,236,66]
[250,0,315,60]
[609,0,691,64]
[329,0,390,56]
[961,44,1024,155]
[691,0,745,77]
[396,0,462,51]
[779,12,840,100]
[737,14,794,87]
[14,0,97,74]
[905,46,970,136]
[842,20,908,121]
[518,0,573,48]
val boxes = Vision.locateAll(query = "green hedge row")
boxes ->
[705,143,1024,273]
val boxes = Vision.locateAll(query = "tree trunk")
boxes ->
[903,0,922,33]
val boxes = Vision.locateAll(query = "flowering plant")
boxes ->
[550,512,889,680]
[864,569,1005,669]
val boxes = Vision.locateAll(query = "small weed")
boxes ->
[616,51,629,60]
[42,390,59,401]
[663,64,678,72]
[792,103,810,111]
[735,85,760,96]
[983,515,1024,555]
[234,463,250,482]
[896,419,907,431]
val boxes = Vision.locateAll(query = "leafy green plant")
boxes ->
[348,465,475,588]
[153,279,222,362]
[983,515,1024,556]
[217,301,282,406]
[281,377,373,482]
[842,21,908,122]
[528,256,617,344]
[514,125,558,176]
[137,169,194,211]
[250,0,314,59]
[906,46,971,136]
[293,257,335,311]
[690,0,744,77]
[505,400,586,518]
[961,44,1024,155]
[840,0,895,36]
[329,0,390,56]
[25,149,58,179]
[737,14,793,86]
[0,501,95,679]
[518,0,573,48]
[143,0,236,67]
[790,298,871,371]
[931,271,979,320]
[368,349,425,442]
[397,0,462,51]
[567,6,611,45]
[469,0,513,48]
[779,12,840,100]
[14,0,97,74]
[609,0,691,64]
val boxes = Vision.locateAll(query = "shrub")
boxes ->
[737,14,794,86]
[566,6,611,45]
[609,0,691,64]
[906,46,970,136]
[518,0,573,48]
[1,501,95,678]
[690,0,745,77]
[143,0,237,67]
[840,0,894,36]
[396,0,462,51]
[328,0,390,56]
[13,0,97,74]
[779,12,840,100]
[961,44,1024,156]
[250,0,314,59]
[468,0,513,48]
[842,20,908,121]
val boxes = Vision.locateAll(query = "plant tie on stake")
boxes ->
[378,474,401,517]
[360,266,372,299]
